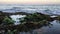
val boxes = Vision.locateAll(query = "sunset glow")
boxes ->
[0,0,60,4]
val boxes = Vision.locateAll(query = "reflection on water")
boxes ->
[19,20,60,34]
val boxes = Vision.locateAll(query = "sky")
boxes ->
[0,0,60,5]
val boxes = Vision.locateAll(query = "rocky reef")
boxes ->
[0,11,60,34]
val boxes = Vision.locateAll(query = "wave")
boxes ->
[0,6,60,15]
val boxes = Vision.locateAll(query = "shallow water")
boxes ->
[19,20,60,34]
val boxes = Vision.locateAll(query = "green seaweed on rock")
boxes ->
[3,16,14,25]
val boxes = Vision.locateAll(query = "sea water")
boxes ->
[0,4,60,15]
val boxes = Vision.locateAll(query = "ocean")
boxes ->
[0,4,60,34]
[0,4,60,15]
